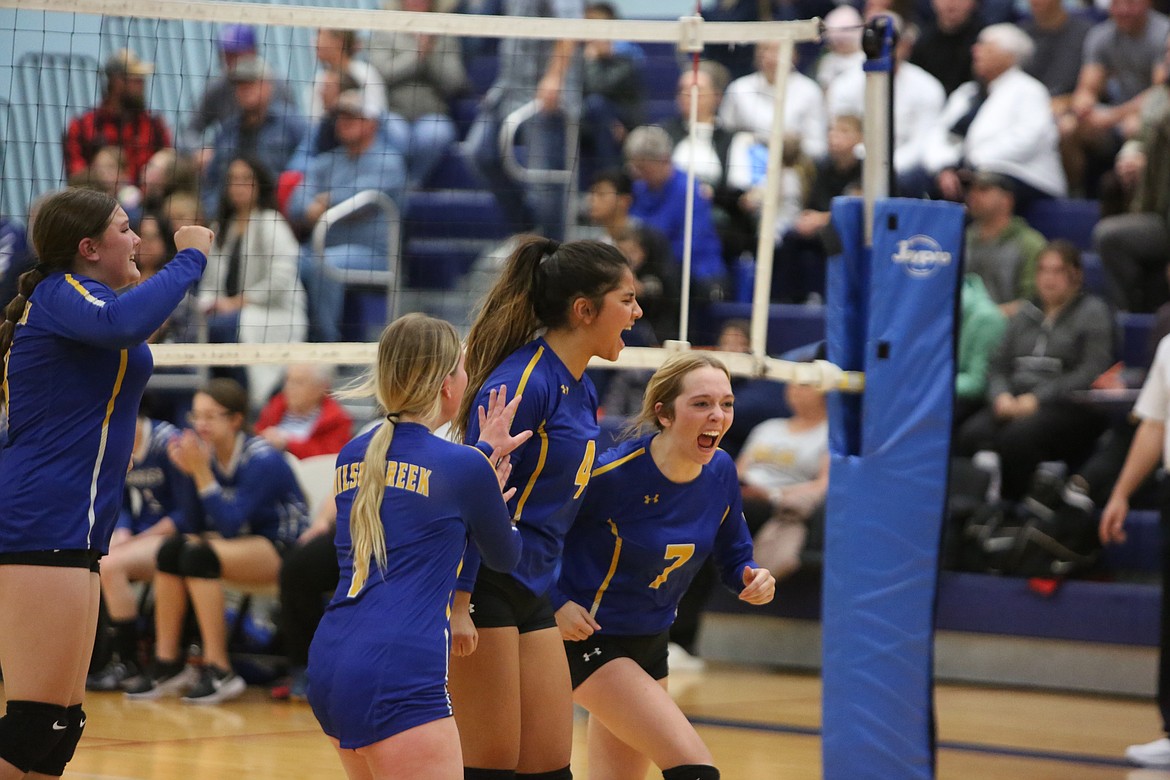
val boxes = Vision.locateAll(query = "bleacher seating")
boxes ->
[1023,198,1101,250]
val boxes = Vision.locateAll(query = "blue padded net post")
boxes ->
[822,196,963,780]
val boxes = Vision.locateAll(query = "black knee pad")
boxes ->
[516,767,571,780]
[31,704,85,777]
[156,535,190,575]
[0,700,68,773]
[465,770,516,780]
[178,542,221,579]
[662,765,720,780]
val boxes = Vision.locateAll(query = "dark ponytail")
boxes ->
[0,188,118,399]
[454,235,630,439]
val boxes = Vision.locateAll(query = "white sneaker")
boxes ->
[181,665,247,705]
[668,642,706,673]
[1126,737,1170,767]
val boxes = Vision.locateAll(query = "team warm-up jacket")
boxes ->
[119,418,193,535]
[552,434,757,636]
[181,432,309,546]
[458,337,600,598]
[0,248,205,554]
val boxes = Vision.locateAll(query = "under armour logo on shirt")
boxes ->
[583,648,602,662]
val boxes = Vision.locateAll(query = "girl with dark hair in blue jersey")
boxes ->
[0,187,210,779]
[553,353,775,780]
[307,313,528,780]
[449,235,642,780]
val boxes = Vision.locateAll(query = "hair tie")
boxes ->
[32,262,51,276]
[385,411,402,423]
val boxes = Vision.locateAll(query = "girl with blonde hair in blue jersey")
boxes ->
[449,235,642,780]
[554,352,776,780]
[0,187,210,779]
[308,313,530,780]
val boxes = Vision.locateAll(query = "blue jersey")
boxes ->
[553,435,757,636]
[181,433,308,546]
[0,249,205,554]
[308,422,521,748]
[119,419,193,535]
[459,337,600,597]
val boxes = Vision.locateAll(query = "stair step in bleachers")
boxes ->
[404,237,489,289]
[1117,311,1156,369]
[1024,198,1101,250]
[707,301,826,353]
[405,190,509,240]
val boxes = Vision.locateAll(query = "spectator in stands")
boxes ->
[714,319,793,460]
[178,24,297,163]
[140,149,199,214]
[289,88,406,342]
[368,0,466,187]
[624,125,726,295]
[828,14,947,197]
[772,114,864,304]
[161,190,204,230]
[956,241,1114,501]
[1061,0,1169,195]
[463,0,582,240]
[720,41,829,161]
[579,2,645,177]
[203,156,308,405]
[737,376,829,581]
[201,56,308,217]
[64,49,172,186]
[923,23,1068,211]
[87,415,192,691]
[0,218,32,321]
[273,494,338,702]
[1099,327,1170,770]
[309,29,388,123]
[909,0,984,95]
[817,5,866,91]
[124,379,309,704]
[614,224,681,345]
[700,0,835,80]
[964,171,1048,316]
[1020,0,1092,112]
[956,272,1008,425]
[134,211,202,346]
[255,363,353,459]
[1092,38,1170,313]
[663,60,758,267]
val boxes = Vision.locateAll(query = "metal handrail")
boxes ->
[309,189,402,333]
[497,99,579,186]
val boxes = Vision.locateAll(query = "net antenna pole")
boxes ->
[748,36,796,366]
[861,14,897,245]
[675,12,704,348]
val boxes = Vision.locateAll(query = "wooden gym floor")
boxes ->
[14,662,1170,779]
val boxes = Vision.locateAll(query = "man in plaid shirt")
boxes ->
[63,49,172,185]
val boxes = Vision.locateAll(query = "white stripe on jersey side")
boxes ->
[88,349,129,543]
[64,274,107,307]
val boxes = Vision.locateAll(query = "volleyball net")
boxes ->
[0,0,849,387]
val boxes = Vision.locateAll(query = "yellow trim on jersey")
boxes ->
[64,274,106,307]
[515,345,544,396]
[590,447,646,479]
[719,506,730,525]
[513,421,547,521]
[590,518,623,618]
[87,349,128,543]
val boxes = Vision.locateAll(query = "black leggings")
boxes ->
[279,531,339,668]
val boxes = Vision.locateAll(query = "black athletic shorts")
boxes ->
[565,630,670,689]
[0,549,102,573]
[468,567,556,633]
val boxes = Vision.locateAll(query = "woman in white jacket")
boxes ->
[204,156,308,406]
[923,23,1068,210]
